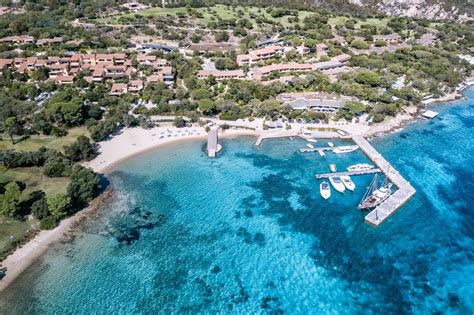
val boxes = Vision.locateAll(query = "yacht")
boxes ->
[320,181,331,199]
[340,175,355,191]
[306,143,314,149]
[329,176,345,193]
[327,142,334,147]
[358,174,393,209]
[347,163,374,172]
[333,145,359,154]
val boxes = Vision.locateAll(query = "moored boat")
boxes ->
[320,181,331,199]
[328,142,334,147]
[306,143,314,149]
[329,176,345,193]
[358,174,392,209]
[347,163,374,172]
[340,175,355,191]
[306,138,317,143]
[318,150,325,157]
[329,163,337,172]
[333,145,359,154]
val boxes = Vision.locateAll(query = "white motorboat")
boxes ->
[318,150,325,157]
[328,142,334,147]
[333,145,359,154]
[307,138,318,143]
[329,163,337,172]
[306,144,314,149]
[320,181,331,199]
[340,175,355,191]
[329,176,345,193]
[347,163,374,172]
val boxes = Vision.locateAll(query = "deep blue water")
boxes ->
[1,90,473,314]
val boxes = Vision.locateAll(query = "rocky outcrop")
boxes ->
[348,0,473,22]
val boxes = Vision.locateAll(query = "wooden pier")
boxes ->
[207,129,218,157]
[352,136,416,226]
[315,168,381,179]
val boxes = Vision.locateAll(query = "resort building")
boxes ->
[197,69,246,81]
[252,62,313,79]
[373,34,402,44]
[36,37,63,46]
[0,52,174,91]
[237,45,285,66]
[52,75,75,85]
[128,80,144,92]
[110,83,128,95]
[277,92,355,114]
[0,35,35,45]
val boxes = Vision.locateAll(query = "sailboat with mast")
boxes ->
[358,173,393,210]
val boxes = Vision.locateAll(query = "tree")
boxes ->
[43,155,72,177]
[64,136,98,162]
[47,194,70,220]
[173,116,186,128]
[215,31,229,42]
[374,39,387,47]
[67,166,100,206]
[351,40,370,50]
[338,101,366,120]
[198,98,217,116]
[32,197,50,220]
[0,182,21,217]
[4,117,19,144]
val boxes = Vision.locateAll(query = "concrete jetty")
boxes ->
[255,130,299,146]
[207,129,218,157]
[255,130,341,146]
[315,168,381,179]
[352,136,416,226]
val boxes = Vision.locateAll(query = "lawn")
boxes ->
[97,4,314,28]
[0,166,70,197]
[328,16,390,29]
[0,217,34,258]
[0,127,89,153]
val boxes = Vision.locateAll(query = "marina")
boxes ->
[352,136,416,226]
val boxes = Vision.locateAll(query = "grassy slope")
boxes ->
[0,218,33,257]
[0,127,79,257]
[0,127,90,152]
[0,166,70,198]
[98,4,314,28]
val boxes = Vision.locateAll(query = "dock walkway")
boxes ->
[255,130,299,146]
[207,129,218,157]
[315,168,381,179]
[352,136,416,226]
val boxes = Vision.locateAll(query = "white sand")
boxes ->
[84,125,260,173]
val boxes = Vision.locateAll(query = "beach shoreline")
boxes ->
[0,90,467,292]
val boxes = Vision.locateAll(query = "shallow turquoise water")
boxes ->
[1,90,473,314]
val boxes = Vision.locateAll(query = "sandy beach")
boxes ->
[0,90,465,292]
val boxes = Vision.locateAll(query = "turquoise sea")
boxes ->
[1,90,473,314]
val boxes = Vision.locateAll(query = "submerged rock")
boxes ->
[107,207,166,246]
